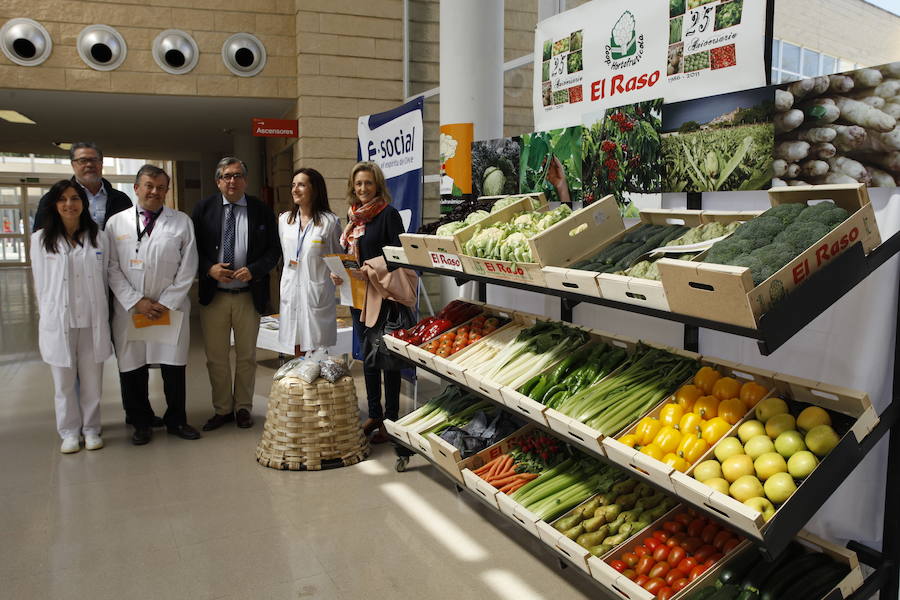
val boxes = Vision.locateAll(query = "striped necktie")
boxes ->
[223,204,235,266]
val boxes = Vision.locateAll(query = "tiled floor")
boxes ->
[0,267,597,600]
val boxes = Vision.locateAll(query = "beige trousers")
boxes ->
[199,291,260,415]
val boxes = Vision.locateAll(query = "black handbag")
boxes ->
[363,300,416,371]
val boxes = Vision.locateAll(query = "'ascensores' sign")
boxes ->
[252,118,298,138]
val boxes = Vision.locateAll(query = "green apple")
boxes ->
[744,496,776,521]
[765,413,796,439]
[805,425,840,457]
[787,450,819,479]
[796,406,831,432]
[694,460,723,482]
[755,397,789,423]
[744,435,776,460]
[714,437,746,463]
[764,472,797,504]
[754,452,788,481]
[737,420,766,444]
[704,477,730,495]
[774,430,806,458]
[721,454,755,483]
[730,475,765,502]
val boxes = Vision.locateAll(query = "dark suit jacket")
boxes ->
[32,177,133,232]
[192,193,281,315]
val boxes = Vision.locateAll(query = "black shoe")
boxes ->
[167,423,201,440]
[132,427,152,445]
[125,415,165,428]
[202,413,234,431]
[236,409,254,429]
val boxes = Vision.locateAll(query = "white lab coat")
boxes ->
[277,211,342,351]
[29,231,113,368]
[106,206,198,372]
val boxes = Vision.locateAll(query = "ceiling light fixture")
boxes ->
[0,110,36,124]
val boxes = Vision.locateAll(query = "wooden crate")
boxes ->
[381,245,408,264]
[459,424,537,509]
[659,184,882,329]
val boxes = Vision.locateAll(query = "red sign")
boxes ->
[252,118,298,138]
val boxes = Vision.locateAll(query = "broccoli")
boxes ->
[731,216,783,249]
[773,221,830,253]
[798,205,848,229]
[749,243,796,280]
[729,254,765,285]
[706,237,753,264]
[763,203,806,226]
[797,201,834,222]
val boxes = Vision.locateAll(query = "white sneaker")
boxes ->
[85,434,104,451]
[60,437,81,454]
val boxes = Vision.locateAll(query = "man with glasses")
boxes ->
[106,164,201,445]
[32,142,133,232]
[192,157,280,431]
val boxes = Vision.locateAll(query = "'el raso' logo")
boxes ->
[605,10,644,68]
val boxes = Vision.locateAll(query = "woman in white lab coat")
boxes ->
[278,168,343,355]
[30,180,113,454]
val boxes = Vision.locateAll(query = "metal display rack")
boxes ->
[385,228,900,599]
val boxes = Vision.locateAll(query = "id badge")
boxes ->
[288,259,299,269]
[129,258,145,271]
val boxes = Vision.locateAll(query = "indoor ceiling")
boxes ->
[0,88,294,161]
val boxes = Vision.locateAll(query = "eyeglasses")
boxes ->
[141,183,169,193]
[219,173,244,181]
[72,157,101,165]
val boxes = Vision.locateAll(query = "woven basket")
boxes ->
[256,375,369,471]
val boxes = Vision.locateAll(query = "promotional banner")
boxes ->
[357,96,425,231]
[440,122,474,213]
[534,0,767,131]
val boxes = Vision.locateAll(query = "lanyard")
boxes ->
[295,217,312,261]
[135,207,159,252]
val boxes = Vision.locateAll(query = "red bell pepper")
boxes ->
[419,318,452,343]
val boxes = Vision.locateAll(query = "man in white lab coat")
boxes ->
[107,164,201,445]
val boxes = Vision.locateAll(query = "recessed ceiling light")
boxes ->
[53,142,72,150]
[0,110,36,124]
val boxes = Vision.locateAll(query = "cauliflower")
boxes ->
[464,226,505,258]
[463,210,489,226]
[435,221,467,236]
[612,11,636,48]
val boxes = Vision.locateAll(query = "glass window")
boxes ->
[781,41,800,73]
[821,55,837,74]
[802,48,820,77]
[771,69,779,84]
[771,39,780,70]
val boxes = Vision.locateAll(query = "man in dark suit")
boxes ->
[32,142,133,232]
[192,157,281,431]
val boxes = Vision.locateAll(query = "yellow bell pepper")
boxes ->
[679,435,710,464]
[653,426,681,455]
[663,452,689,473]
[679,412,703,436]
[694,395,720,419]
[702,416,731,445]
[635,417,661,446]
[618,433,639,448]
[659,404,684,429]
[640,443,665,461]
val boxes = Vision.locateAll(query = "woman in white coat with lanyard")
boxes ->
[278,168,342,355]
[30,180,113,453]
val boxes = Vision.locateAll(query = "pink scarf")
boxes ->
[341,197,388,258]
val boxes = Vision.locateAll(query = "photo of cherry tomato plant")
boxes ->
[582,99,663,216]
[519,127,583,205]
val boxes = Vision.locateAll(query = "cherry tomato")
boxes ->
[635,546,649,558]
[694,545,717,562]
[622,569,636,581]
[674,513,692,527]
[610,560,627,573]
[649,561,670,579]
[635,575,650,587]
[653,530,670,542]
[665,569,684,585]
[653,545,671,562]
[636,556,655,576]
[667,546,686,567]
[643,577,666,595]
[687,518,707,538]
[678,557,698,574]
[622,552,639,568]
[658,586,675,600]
[643,537,661,551]
[701,524,719,544]
[713,531,733,551]
[723,538,740,553]
[662,521,685,534]
[681,537,703,554]
[689,565,709,580]
[671,578,690,592]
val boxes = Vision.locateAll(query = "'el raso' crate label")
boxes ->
[428,251,464,272]
[474,260,534,281]
[791,226,860,285]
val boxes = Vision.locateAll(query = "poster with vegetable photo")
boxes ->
[582,99,664,217]
[662,86,774,192]
[471,136,522,199]
[772,61,900,187]
[519,127,583,205]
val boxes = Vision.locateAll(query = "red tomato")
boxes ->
[635,546,649,558]
[643,537,661,551]
[674,513,692,526]
[622,552,639,568]
[652,545,670,562]
[667,546,686,567]
[635,575,650,587]
[610,560,627,573]
[665,569,684,586]
[723,538,740,553]
[694,545,717,562]
[653,530,670,542]
[687,518,707,538]
[636,556,655,576]
[671,578,690,592]
[662,521,685,534]
[689,565,709,580]
[622,569,636,581]
[658,586,675,600]
[649,562,670,579]
[713,531,733,551]
[681,537,703,554]
[643,578,666,595]
[701,524,719,544]
[666,534,686,548]
[704,553,723,566]
[678,557,698,574]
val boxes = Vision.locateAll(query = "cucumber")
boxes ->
[718,547,764,586]
[758,552,833,600]
[781,562,850,600]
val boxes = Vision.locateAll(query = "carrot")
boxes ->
[486,457,517,483]
[483,454,508,480]
[474,456,501,476]
[491,473,526,488]
[505,479,529,494]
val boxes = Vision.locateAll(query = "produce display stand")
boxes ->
[384,227,900,599]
